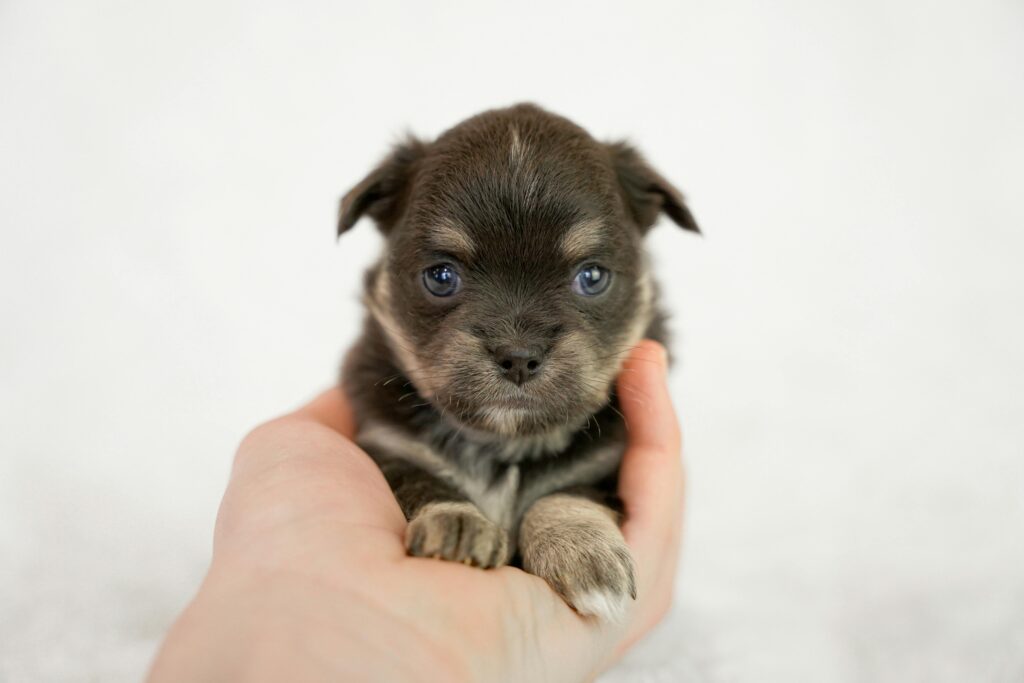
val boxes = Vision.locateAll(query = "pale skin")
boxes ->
[147,340,684,683]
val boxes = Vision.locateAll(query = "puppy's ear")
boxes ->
[607,141,700,234]
[338,136,427,236]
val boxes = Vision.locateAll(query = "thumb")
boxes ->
[615,340,683,556]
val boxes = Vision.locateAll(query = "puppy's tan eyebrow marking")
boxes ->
[428,219,476,258]
[560,218,608,261]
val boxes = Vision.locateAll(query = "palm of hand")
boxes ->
[152,342,681,683]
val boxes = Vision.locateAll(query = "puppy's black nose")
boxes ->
[494,346,543,385]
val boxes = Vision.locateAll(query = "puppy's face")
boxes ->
[341,105,697,439]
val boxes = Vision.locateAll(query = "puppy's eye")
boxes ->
[572,265,611,296]
[422,264,461,297]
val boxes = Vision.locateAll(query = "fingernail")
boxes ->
[657,344,669,373]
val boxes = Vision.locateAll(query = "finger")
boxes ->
[222,417,406,535]
[615,340,684,563]
[217,391,407,561]
[229,387,357,478]
[293,386,357,439]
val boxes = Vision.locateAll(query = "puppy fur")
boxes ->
[338,103,697,619]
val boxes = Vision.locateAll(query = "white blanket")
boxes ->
[2,1,1022,680]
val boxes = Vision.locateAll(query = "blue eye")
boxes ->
[423,264,461,297]
[572,265,611,296]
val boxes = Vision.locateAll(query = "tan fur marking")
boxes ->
[590,264,655,393]
[407,501,510,567]
[414,501,483,520]
[359,422,451,478]
[509,124,525,165]
[519,494,637,621]
[367,270,437,398]
[359,421,521,529]
[621,268,655,350]
[520,494,618,530]
[476,405,525,434]
[429,219,476,258]
[515,442,624,518]
[556,328,611,407]
[449,421,577,462]
[560,218,607,261]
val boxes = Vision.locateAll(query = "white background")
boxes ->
[2,1,1023,681]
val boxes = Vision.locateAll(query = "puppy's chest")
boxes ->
[357,417,625,530]
[447,446,522,529]
[441,436,624,530]
[428,428,578,530]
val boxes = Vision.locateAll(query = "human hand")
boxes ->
[147,340,684,683]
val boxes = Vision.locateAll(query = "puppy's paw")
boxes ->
[406,502,510,568]
[519,495,637,621]
[524,530,637,621]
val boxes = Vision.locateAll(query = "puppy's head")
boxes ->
[340,104,697,440]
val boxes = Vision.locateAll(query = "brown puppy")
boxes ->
[339,103,698,620]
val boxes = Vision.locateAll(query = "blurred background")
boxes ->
[2,1,1022,681]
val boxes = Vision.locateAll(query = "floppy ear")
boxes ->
[338,136,427,236]
[607,141,700,234]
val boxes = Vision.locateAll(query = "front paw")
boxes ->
[406,502,510,568]
[524,532,637,621]
[519,495,637,621]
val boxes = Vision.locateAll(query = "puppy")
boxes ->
[338,103,698,620]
